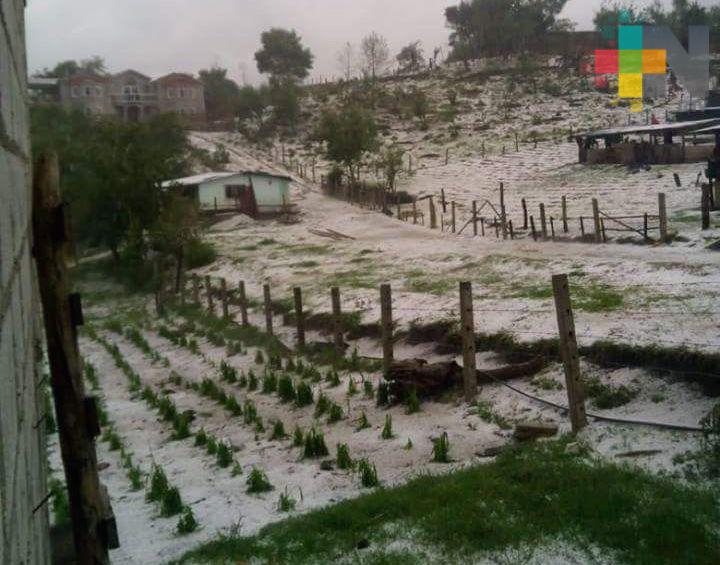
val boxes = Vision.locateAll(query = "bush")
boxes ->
[277,374,296,403]
[377,381,390,406]
[303,428,329,459]
[146,465,169,503]
[296,382,314,407]
[336,444,354,470]
[185,240,217,269]
[328,403,344,424]
[381,414,393,440]
[293,425,304,447]
[177,506,198,535]
[217,442,233,468]
[246,468,274,494]
[358,459,379,488]
[262,372,278,394]
[278,488,297,512]
[315,393,331,418]
[356,411,371,431]
[405,387,420,414]
[161,486,183,517]
[432,432,450,463]
[271,420,287,441]
[194,428,208,447]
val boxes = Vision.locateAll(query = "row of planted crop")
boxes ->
[84,359,198,535]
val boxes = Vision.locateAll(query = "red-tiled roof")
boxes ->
[153,73,202,86]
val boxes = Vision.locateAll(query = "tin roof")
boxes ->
[162,171,292,188]
[576,118,720,140]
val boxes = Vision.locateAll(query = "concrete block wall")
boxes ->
[0,0,51,563]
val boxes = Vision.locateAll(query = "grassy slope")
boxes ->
[175,441,719,565]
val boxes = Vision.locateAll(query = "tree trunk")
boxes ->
[174,248,184,294]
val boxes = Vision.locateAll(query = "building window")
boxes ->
[71,86,80,97]
[225,185,250,198]
[167,87,175,98]
[84,86,92,97]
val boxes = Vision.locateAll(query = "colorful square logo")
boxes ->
[594,26,667,112]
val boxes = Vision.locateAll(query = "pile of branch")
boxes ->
[308,228,355,241]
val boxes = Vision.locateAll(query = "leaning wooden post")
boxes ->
[293,287,305,348]
[530,216,538,241]
[550,217,556,241]
[429,196,438,229]
[263,283,273,335]
[561,195,569,233]
[459,281,478,402]
[205,276,214,313]
[445,147,450,165]
[380,284,394,376]
[220,278,229,320]
[701,184,712,230]
[658,192,668,243]
[238,281,249,327]
[539,203,548,239]
[472,200,478,236]
[521,198,528,230]
[592,198,602,244]
[192,275,200,304]
[451,201,457,233]
[508,219,515,240]
[33,152,115,563]
[441,188,447,213]
[551,274,588,433]
[331,287,344,355]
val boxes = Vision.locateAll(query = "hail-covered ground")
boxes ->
[49,63,720,564]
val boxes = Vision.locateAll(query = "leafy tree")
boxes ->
[38,56,107,78]
[316,105,377,185]
[150,193,202,292]
[397,41,424,74]
[270,79,301,131]
[255,28,314,83]
[361,32,390,80]
[198,67,241,122]
[379,145,404,193]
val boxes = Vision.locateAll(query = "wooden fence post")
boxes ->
[459,281,477,402]
[480,217,486,237]
[658,193,668,243]
[551,274,588,433]
[263,284,273,335]
[500,182,508,239]
[380,284,394,376]
[471,200,478,236]
[451,201,457,233]
[331,287,344,355]
[521,198,528,230]
[33,152,115,563]
[539,203,548,239]
[714,180,720,211]
[702,184,712,230]
[293,287,305,348]
[508,219,515,240]
[445,147,450,165]
[192,275,200,304]
[205,276,214,313]
[220,278,229,320]
[580,216,585,237]
[441,189,447,213]
[592,198,602,244]
[550,217,556,241]
[412,200,418,224]
[238,281,249,327]
[429,196,438,229]
[530,216,537,241]
[562,195,568,233]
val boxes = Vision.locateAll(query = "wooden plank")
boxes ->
[459,281,478,402]
[472,201,478,236]
[658,193,668,243]
[539,203,548,239]
[702,184,712,230]
[33,152,112,563]
[220,278,229,320]
[238,281,249,327]
[552,274,588,433]
[451,201,456,233]
[331,287,344,354]
[562,195,568,233]
[592,198,602,244]
[293,287,305,348]
[263,283,273,335]
[500,182,508,240]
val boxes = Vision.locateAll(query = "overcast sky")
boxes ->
[26,0,712,84]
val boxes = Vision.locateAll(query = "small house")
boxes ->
[162,171,293,217]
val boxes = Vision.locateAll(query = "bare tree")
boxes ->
[361,31,389,80]
[336,42,356,81]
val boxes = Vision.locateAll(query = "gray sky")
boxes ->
[26,0,708,84]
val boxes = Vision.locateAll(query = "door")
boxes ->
[226,185,258,217]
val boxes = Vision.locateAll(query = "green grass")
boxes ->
[174,440,720,565]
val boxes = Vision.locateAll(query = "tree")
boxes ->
[236,84,272,135]
[270,79,301,131]
[379,145,405,193]
[361,32,390,80]
[150,193,202,292]
[337,42,356,81]
[39,56,107,78]
[198,67,241,122]
[255,28,314,83]
[397,41,424,74]
[316,105,378,185]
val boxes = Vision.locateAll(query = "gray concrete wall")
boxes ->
[0,0,51,563]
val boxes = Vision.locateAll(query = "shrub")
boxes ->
[336,443,354,470]
[177,506,198,535]
[315,393,331,417]
[248,370,258,391]
[405,387,421,415]
[238,372,248,388]
[231,462,243,477]
[262,371,278,394]
[216,442,233,468]
[278,488,297,512]
[206,436,218,455]
[363,380,374,399]
[358,459,379,488]
[172,413,192,440]
[146,465,169,503]
[356,411,371,431]
[381,415,394,440]
[225,396,243,417]
[584,377,638,410]
[327,370,341,388]
[293,425,304,447]
[376,381,390,406]
[432,432,450,463]
[296,382,313,407]
[220,361,237,383]
[277,375,296,403]
[405,438,413,450]
[185,239,217,269]
[194,428,208,447]
[347,378,358,396]
[303,428,329,459]
[128,466,143,491]
[254,417,265,434]
[161,486,183,517]
[700,403,720,478]
[246,468,274,494]
[243,400,257,424]
[49,479,70,526]
[255,350,265,365]
[270,420,287,440]
[328,403,344,424]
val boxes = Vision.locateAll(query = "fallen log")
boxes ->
[386,357,546,403]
